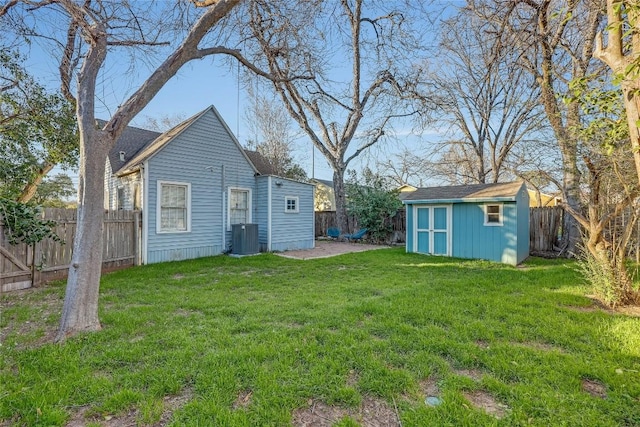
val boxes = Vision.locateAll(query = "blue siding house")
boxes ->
[402,182,529,265]
[104,105,314,264]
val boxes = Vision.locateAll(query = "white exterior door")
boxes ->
[414,205,451,256]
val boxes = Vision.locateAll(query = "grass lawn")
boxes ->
[1,248,639,426]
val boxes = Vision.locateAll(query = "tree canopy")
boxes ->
[0,50,77,202]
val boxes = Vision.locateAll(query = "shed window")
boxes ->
[229,188,252,227]
[484,204,503,226]
[158,181,191,233]
[285,196,299,213]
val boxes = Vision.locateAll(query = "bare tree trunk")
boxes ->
[333,167,349,233]
[57,131,110,339]
[621,81,640,186]
[595,0,640,186]
[56,20,108,340]
[16,162,54,203]
[51,0,247,340]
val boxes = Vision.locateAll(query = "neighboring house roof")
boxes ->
[397,184,418,201]
[527,189,561,207]
[244,150,277,176]
[397,184,418,192]
[99,119,161,173]
[312,178,334,189]
[110,105,258,177]
[402,181,525,203]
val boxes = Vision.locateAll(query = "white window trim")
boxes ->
[156,180,191,234]
[484,203,503,226]
[285,196,299,213]
[227,187,252,230]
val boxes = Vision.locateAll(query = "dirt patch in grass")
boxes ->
[513,341,566,353]
[346,370,359,387]
[616,305,640,317]
[233,390,253,409]
[292,400,349,427]
[564,305,601,313]
[475,340,490,349]
[419,377,440,397]
[292,397,400,427]
[1,286,62,349]
[66,388,193,427]
[581,379,607,399]
[454,368,483,381]
[565,297,640,317]
[360,397,400,426]
[463,390,509,419]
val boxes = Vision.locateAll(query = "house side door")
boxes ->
[414,205,451,256]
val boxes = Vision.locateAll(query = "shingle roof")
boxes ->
[107,106,270,177]
[115,108,209,176]
[402,181,524,202]
[244,150,277,175]
[101,120,161,173]
[312,178,334,188]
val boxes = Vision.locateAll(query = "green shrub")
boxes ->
[345,169,402,243]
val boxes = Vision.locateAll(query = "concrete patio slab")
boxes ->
[275,240,388,260]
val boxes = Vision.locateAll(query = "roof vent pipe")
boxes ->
[119,151,126,162]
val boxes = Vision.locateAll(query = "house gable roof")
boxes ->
[102,120,160,173]
[244,150,277,175]
[402,181,525,203]
[112,105,258,176]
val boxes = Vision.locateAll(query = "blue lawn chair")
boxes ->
[343,228,367,242]
[327,227,341,239]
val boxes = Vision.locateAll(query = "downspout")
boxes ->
[222,165,226,252]
[267,176,272,251]
[141,162,148,265]
[312,184,316,248]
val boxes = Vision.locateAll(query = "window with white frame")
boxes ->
[229,188,251,227]
[157,181,190,232]
[484,203,503,226]
[285,196,299,213]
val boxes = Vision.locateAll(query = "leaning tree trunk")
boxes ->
[16,163,54,203]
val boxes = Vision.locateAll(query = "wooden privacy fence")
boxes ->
[1,209,141,292]
[315,209,406,241]
[529,207,563,253]
[316,207,564,251]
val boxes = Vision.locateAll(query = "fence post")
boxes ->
[134,211,140,266]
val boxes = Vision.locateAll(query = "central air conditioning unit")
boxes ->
[231,224,259,255]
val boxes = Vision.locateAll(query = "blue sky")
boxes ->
[21,1,461,186]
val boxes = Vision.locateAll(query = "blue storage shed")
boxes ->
[403,182,529,265]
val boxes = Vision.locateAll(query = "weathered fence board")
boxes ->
[1,209,141,291]
[314,209,406,242]
[530,207,563,253]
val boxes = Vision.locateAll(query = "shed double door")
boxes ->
[414,205,451,256]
